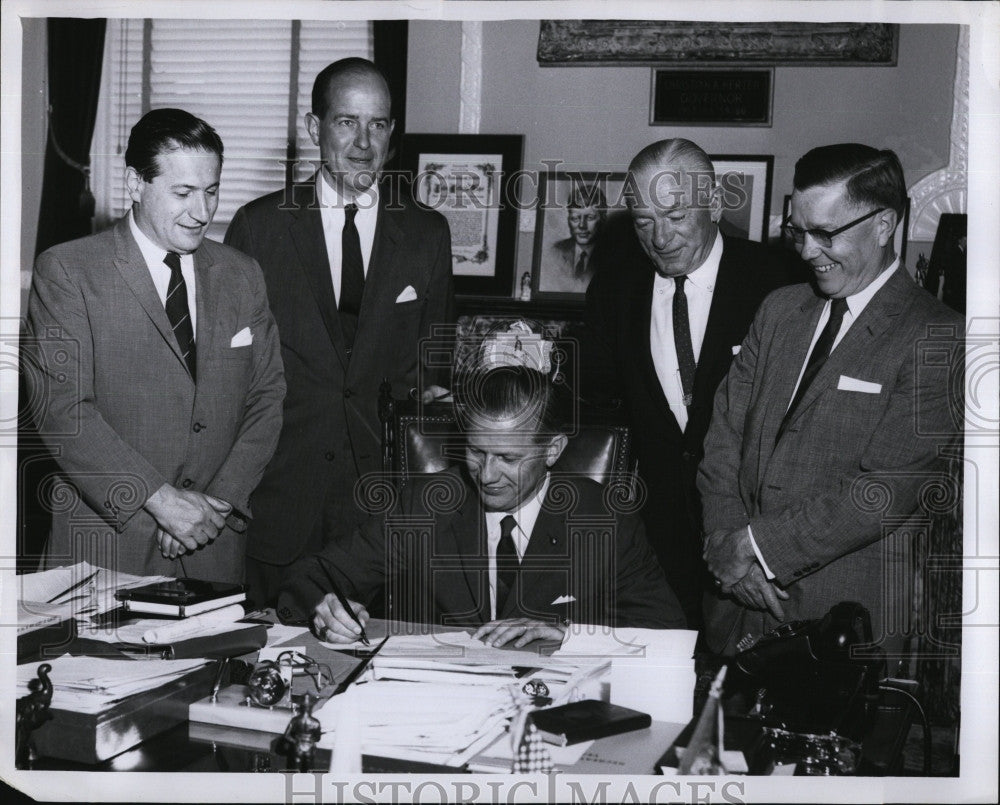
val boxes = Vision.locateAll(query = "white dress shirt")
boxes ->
[317,172,379,305]
[484,474,550,621]
[129,210,197,337]
[650,229,723,431]
[751,259,901,578]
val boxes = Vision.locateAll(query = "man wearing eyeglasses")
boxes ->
[698,143,963,656]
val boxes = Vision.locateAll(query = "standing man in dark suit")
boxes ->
[226,58,455,606]
[585,138,797,628]
[279,366,685,645]
[699,144,963,656]
[25,109,285,582]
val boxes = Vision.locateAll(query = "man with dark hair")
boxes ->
[698,143,963,655]
[226,58,455,606]
[278,365,684,646]
[540,184,607,294]
[25,108,285,581]
[584,138,799,628]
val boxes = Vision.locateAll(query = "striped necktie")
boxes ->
[163,251,196,380]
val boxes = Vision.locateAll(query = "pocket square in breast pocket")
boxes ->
[230,327,252,348]
[551,595,576,606]
[837,375,881,394]
[731,345,741,356]
[395,285,418,303]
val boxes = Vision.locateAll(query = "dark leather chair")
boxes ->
[378,382,636,492]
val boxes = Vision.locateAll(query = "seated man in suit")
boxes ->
[698,144,963,656]
[278,364,685,647]
[540,185,607,294]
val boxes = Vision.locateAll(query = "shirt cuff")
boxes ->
[747,524,776,580]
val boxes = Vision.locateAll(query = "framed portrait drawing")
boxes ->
[399,133,523,296]
[531,171,628,302]
[710,155,773,243]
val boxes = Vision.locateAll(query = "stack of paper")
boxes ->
[17,656,211,714]
[554,627,699,724]
[18,562,173,621]
[317,680,519,766]
[371,632,533,686]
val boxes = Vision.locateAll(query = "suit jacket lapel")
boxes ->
[193,243,220,373]
[694,246,744,408]
[783,268,907,428]
[111,218,193,382]
[500,503,568,620]
[287,183,349,371]
[760,293,824,448]
[448,489,490,624]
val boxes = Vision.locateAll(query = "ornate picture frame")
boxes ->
[399,133,523,296]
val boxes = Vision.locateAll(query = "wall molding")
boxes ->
[908,26,968,241]
[459,21,483,134]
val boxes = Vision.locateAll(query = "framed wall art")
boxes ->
[399,133,523,296]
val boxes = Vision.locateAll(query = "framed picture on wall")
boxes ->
[711,155,773,243]
[531,171,628,302]
[399,133,523,296]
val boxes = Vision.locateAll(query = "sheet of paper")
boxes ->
[265,624,310,647]
[17,562,174,618]
[554,625,698,660]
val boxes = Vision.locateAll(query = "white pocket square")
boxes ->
[731,345,741,356]
[837,375,882,394]
[395,285,418,303]
[230,327,252,348]
[551,595,576,605]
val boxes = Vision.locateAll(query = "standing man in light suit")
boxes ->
[585,138,798,628]
[25,108,285,582]
[226,58,455,606]
[698,144,963,656]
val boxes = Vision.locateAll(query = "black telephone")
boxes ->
[732,602,886,739]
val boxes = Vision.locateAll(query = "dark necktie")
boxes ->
[339,203,365,350]
[163,252,196,380]
[673,275,696,407]
[575,250,588,276]
[495,515,519,616]
[776,297,849,442]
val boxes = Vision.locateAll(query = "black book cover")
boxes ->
[115,578,245,605]
[530,700,652,746]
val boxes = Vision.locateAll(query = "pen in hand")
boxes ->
[316,555,369,646]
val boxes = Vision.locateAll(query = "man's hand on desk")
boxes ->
[312,593,369,643]
[473,618,566,648]
[145,484,232,552]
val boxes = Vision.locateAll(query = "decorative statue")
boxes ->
[16,663,53,768]
[278,693,323,772]
[519,271,532,301]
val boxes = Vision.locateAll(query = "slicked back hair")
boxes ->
[793,143,907,218]
[311,57,391,119]
[456,366,567,440]
[125,108,224,182]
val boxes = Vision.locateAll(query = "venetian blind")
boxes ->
[91,18,373,241]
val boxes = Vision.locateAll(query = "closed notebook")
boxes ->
[530,700,652,746]
[115,578,246,617]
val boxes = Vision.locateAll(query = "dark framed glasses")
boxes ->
[782,207,885,248]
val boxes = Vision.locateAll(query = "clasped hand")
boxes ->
[146,483,232,558]
[704,526,788,620]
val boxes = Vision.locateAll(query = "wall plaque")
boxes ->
[650,68,773,126]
